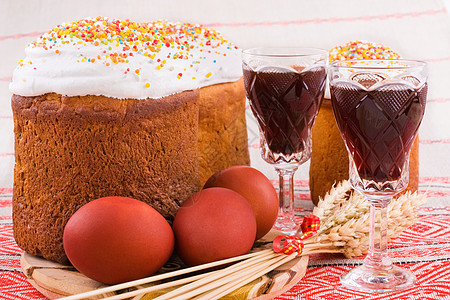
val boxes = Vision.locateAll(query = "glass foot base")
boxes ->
[273,216,299,235]
[340,264,416,293]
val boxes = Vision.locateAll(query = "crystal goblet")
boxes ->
[329,59,427,292]
[242,48,327,234]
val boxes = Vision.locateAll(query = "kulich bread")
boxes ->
[10,17,249,264]
[198,78,249,186]
[309,100,419,205]
[12,91,199,263]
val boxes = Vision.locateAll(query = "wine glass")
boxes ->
[242,48,327,234]
[329,59,427,292]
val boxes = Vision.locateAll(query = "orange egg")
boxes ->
[204,166,278,240]
[173,187,256,266]
[63,196,174,284]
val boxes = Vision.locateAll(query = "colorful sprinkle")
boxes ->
[24,16,237,82]
[329,40,401,62]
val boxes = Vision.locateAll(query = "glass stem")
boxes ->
[275,166,297,221]
[364,196,392,272]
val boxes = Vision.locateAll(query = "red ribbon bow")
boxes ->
[272,214,320,256]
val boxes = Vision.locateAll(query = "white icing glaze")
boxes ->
[10,17,242,99]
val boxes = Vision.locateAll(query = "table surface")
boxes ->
[1,0,450,299]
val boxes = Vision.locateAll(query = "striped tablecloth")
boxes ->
[1,0,450,299]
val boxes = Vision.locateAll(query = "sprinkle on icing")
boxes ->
[329,40,401,62]
[28,17,236,76]
[10,17,242,99]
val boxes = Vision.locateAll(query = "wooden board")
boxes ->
[20,230,309,299]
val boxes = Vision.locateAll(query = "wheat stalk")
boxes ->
[302,180,427,258]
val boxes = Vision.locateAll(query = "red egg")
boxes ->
[173,187,257,266]
[63,196,174,285]
[204,166,278,240]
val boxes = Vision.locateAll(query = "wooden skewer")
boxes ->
[302,243,344,255]
[150,250,279,300]
[98,249,277,300]
[303,249,342,255]
[304,241,345,248]
[91,271,212,300]
[168,253,297,300]
[58,249,272,300]
[194,252,298,300]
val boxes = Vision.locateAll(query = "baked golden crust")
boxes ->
[198,78,250,186]
[12,91,200,263]
[309,99,419,205]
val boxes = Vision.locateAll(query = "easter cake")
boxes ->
[10,17,249,263]
[309,40,419,205]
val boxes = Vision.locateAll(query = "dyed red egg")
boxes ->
[173,187,257,266]
[63,196,174,284]
[204,166,278,240]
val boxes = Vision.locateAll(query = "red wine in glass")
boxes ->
[331,74,427,183]
[330,59,427,293]
[242,47,327,235]
[243,66,326,162]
